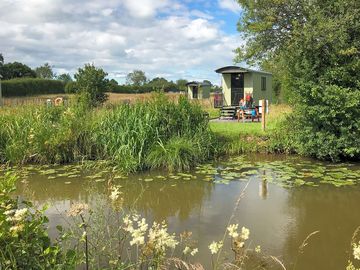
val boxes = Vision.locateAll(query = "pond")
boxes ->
[14,155,360,269]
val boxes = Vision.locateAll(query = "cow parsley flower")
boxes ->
[190,248,198,256]
[209,241,223,254]
[255,245,261,253]
[353,242,360,260]
[227,224,239,238]
[183,246,191,255]
[110,186,122,201]
[240,227,250,240]
[148,222,178,252]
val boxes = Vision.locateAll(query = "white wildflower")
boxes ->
[255,245,261,253]
[239,242,245,248]
[353,242,360,260]
[227,224,239,238]
[209,241,223,254]
[110,186,122,201]
[190,248,198,256]
[125,215,148,246]
[183,246,191,255]
[10,224,24,234]
[240,227,250,240]
[13,208,28,221]
[148,222,178,252]
[4,209,15,216]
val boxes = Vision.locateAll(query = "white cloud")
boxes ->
[0,0,241,84]
[218,0,241,13]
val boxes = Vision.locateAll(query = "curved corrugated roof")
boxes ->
[215,66,272,75]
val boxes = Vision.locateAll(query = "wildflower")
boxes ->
[353,242,360,260]
[10,224,24,234]
[4,209,15,216]
[240,227,250,240]
[12,208,28,222]
[148,222,178,251]
[255,245,261,253]
[227,224,239,238]
[124,215,148,246]
[67,203,88,217]
[190,248,198,256]
[209,241,223,254]
[110,186,122,201]
[183,246,191,255]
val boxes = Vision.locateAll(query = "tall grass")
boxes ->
[0,94,217,172]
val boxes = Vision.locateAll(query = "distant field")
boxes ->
[2,92,181,106]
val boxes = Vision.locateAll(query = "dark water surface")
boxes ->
[15,155,360,269]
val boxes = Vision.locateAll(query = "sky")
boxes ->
[0,0,244,85]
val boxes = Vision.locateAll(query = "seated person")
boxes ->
[251,107,260,122]
[237,98,246,122]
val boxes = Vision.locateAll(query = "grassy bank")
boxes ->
[0,94,217,172]
[209,104,293,155]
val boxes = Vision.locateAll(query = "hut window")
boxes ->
[261,77,266,91]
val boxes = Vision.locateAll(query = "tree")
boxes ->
[35,63,55,79]
[176,79,188,91]
[0,53,3,65]
[74,64,108,107]
[148,77,169,90]
[203,80,212,86]
[235,0,360,160]
[126,70,147,86]
[57,73,73,83]
[0,62,36,80]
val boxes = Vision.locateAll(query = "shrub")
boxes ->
[74,64,108,107]
[284,85,360,161]
[1,78,65,97]
[0,173,76,268]
[64,81,78,94]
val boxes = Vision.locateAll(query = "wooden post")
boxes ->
[261,99,266,131]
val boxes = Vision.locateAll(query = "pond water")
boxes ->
[13,155,360,270]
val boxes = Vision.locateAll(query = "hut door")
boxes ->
[231,73,244,105]
[193,87,198,99]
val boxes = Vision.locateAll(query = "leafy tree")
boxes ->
[148,77,170,90]
[57,73,72,83]
[107,78,118,91]
[126,70,147,86]
[176,79,188,91]
[0,62,36,80]
[203,80,212,86]
[0,53,3,65]
[35,63,55,79]
[74,64,108,107]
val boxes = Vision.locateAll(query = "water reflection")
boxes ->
[13,156,360,270]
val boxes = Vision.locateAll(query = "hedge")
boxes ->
[1,78,65,97]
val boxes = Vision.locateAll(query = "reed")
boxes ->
[0,94,217,172]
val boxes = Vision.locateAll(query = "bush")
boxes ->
[1,78,65,97]
[284,85,360,161]
[0,173,76,268]
[64,81,78,94]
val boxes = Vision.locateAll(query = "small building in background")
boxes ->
[215,66,272,106]
[186,81,211,100]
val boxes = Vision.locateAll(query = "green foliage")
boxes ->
[0,62,36,80]
[126,69,147,86]
[1,78,65,97]
[74,64,109,107]
[57,73,73,83]
[176,79,188,91]
[65,81,78,94]
[0,94,217,172]
[0,173,76,269]
[35,63,55,79]
[236,0,360,160]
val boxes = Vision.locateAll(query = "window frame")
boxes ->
[261,76,267,91]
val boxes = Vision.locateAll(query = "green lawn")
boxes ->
[209,121,265,138]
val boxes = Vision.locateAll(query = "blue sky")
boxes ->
[0,0,243,85]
